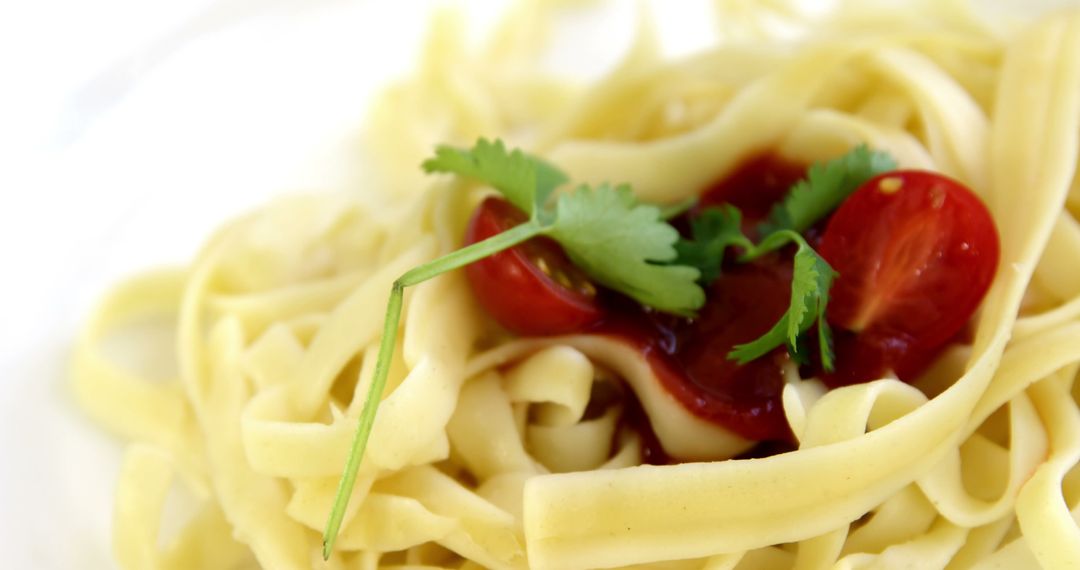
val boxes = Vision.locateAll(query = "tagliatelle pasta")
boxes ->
[72,1,1080,569]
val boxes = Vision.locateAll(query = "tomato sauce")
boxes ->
[594,156,809,448]
[618,388,671,465]
[592,157,998,460]
[695,154,808,230]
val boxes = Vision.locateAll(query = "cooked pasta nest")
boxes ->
[74,1,1080,569]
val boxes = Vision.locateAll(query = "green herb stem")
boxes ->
[738,229,803,261]
[728,229,837,369]
[322,220,544,559]
[657,197,698,220]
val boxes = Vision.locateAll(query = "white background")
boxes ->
[0,0,1073,567]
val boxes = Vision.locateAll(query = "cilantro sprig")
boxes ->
[322,139,705,557]
[727,230,837,370]
[424,139,704,315]
[672,145,895,370]
[674,204,754,284]
[422,138,567,220]
[671,209,837,369]
[546,184,702,315]
[760,144,896,234]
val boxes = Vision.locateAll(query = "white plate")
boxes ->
[0,0,1070,567]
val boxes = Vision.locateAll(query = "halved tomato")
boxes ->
[464,197,604,336]
[818,170,1000,385]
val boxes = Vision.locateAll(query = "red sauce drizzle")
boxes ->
[695,154,808,230]
[593,155,810,450]
[619,388,671,465]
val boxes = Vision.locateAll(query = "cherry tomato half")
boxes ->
[818,170,1000,386]
[464,197,604,336]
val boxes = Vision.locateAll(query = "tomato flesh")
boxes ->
[464,197,604,336]
[818,170,999,386]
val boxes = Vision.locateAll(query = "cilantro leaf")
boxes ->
[728,230,837,369]
[816,276,835,371]
[421,138,568,217]
[673,205,755,284]
[761,145,896,234]
[548,184,705,316]
[421,139,704,316]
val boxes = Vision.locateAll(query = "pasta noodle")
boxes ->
[72,1,1080,568]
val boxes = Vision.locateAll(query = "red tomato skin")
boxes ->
[464,197,604,336]
[819,170,1000,384]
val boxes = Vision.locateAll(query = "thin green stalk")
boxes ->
[657,197,697,220]
[322,221,544,559]
[728,229,837,369]
[737,229,801,261]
